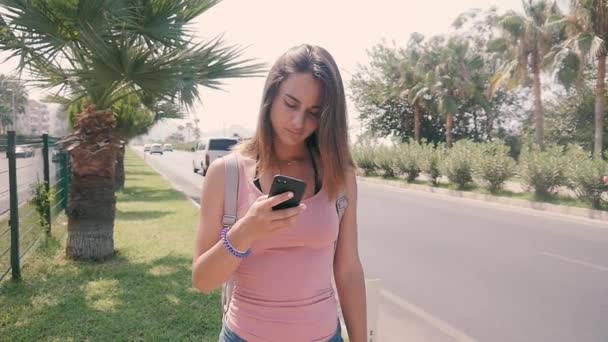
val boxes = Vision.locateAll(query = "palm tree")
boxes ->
[549,0,608,156]
[430,37,484,147]
[0,0,265,260]
[490,0,564,147]
[397,33,430,143]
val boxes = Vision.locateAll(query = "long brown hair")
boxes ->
[236,44,354,199]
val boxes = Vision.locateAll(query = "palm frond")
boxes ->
[489,59,518,97]
[500,14,527,39]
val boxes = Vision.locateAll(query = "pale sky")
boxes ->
[187,0,526,138]
[0,0,568,138]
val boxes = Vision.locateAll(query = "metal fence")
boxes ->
[0,131,71,282]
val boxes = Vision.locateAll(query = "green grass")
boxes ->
[0,202,51,280]
[0,149,221,341]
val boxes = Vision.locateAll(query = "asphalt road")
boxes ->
[0,147,62,216]
[136,147,608,342]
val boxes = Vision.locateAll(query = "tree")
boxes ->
[0,75,27,133]
[0,0,265,260]
[544,65,608,151]
[397,33,434,143]
[490,0,564,147]
[430,37,486,147]
[549,0,608,156]
[349,41,445,144]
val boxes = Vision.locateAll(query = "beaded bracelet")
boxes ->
[221,226,252,259]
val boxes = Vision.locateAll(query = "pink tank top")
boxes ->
[224,154,340,342]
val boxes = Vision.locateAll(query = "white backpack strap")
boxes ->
[222,153,239,227]
[222,153,239,319]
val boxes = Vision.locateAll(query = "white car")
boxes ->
[143,144,151,152]
[150,143,163,155]
[163,144,173,152]
[192,137,239,176]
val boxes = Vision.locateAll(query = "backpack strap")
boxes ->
[223,153,239,227]
[222,153,239,319]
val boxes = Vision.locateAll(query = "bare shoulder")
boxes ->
[343,166,358,197]
[205,155,226,186]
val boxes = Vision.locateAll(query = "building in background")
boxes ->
[16,99,50,135]
[51,107,69,137]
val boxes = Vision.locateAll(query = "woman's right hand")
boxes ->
[232,192,306,244]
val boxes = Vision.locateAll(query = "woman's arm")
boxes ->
[191,158,254,294]
[192,157,303,294]
[334,168,367,342]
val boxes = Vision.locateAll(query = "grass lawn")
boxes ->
[0,149,221,341]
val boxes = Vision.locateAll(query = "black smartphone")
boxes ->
[268,174,307,210]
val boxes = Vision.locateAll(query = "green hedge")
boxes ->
[352,140,608,210]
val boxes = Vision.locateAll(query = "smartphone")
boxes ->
[268,174,307,210]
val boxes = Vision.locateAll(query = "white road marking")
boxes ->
[381,288,477,342]
[540,252,608,272]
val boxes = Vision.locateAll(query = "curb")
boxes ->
[358,177,608,223]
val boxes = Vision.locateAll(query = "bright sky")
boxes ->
[188,0,528,138]
[0,0,569,138]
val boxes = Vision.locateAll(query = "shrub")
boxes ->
[475,140,516,193]
[563,145,608,209]
[374,145,398,178]
[353,143,377,176]
[443,140,476,189]
[395,142,423,182]
[420,142,445,185]
[518,143,567,197]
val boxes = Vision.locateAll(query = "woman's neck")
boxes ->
[274,142,309,162]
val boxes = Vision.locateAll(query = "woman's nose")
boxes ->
[291,111,305,131]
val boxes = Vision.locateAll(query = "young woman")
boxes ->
[192,44,367,342]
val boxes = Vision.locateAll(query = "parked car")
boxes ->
[51,149,61,163]
[163,143,173,152]
[192,137,239,176]
[144,144,151,152]
[150,143,163,155]
[15,145,34,158]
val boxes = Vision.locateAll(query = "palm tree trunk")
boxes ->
[64,106,118,260]
[532,61,544,148]
[594,53,607,157]
[115,145,126,190]
[66,174,116,260]
[414,103,421,143]
[446,113,454,148]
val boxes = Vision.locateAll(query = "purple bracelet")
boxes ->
[221,227,252,259]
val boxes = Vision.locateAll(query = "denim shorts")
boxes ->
[219,321,344,342]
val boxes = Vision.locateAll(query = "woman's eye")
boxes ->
[285,101,297,108]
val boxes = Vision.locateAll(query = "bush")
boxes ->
[442,140,476,189]
[353,143,377,176]
[420,142,445,185]
[395,142,423,182]
[475,140,516,193]
[563,145,608,209]
[518,143,567,197]
[30,181,57,230]
[374,145,397,178]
